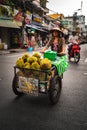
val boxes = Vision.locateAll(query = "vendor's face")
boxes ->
[52,31,59,36]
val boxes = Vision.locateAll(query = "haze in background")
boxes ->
[47,0,87,24]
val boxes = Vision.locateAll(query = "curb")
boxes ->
[0,50,10,55]
[0,47,43,55]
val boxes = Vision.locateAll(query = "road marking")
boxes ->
[85,58,87,63]
[80,58,84,61]
[84,72,87,75]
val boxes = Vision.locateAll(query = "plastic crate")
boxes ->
[44,50,57,61]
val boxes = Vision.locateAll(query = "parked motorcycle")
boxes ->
[68,43,81,63]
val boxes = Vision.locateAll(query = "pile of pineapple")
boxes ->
[16,52,52,70]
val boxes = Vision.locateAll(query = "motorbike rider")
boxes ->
[68,31,79,54]
[40,27,66,56]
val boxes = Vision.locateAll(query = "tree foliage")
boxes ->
[0,5,8,16]
[40,0,47,7]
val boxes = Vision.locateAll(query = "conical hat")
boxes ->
[50,27,62,33]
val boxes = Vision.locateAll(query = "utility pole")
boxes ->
[21,0,27,48]
[73,12,77,31]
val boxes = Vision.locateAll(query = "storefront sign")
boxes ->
[14,12,23,22]
[32,15,42,23]
[25,12,32,24]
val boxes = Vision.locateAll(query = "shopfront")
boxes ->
[24,14,49,48]
[0,17,20,49]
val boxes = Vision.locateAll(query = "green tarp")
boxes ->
[51,56,69,75]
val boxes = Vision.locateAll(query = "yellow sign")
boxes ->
[33,17,42,23]
[32,15,42,23]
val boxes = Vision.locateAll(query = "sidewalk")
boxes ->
[0,47,43,55]
[0,48,26,55]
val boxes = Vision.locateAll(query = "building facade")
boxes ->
[64,14,86,34]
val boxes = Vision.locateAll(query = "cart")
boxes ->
[12,51,68,104]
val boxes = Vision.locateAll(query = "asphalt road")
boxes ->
[0,44,87,130]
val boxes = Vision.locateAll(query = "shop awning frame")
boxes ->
[0,19,20,29]
[26,24,48,32]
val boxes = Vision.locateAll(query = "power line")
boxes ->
[48,8,58,14]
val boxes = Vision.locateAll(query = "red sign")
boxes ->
[14,12,23,22]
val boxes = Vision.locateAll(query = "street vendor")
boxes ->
[40,27,66,56]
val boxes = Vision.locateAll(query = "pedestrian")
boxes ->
[38,35,42,48]
[30,31,37,51]
[40,27,66,56]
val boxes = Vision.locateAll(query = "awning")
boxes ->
[13,21,22,27]
[0,19,20,28]
[47,13,64,20]
[26,24,48,32]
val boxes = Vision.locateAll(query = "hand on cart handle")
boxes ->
[40,47,47,53]
[57,52,66,57]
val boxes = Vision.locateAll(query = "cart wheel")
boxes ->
[49,75,62,105]
[53,66,63,79]
[12,75,23,96]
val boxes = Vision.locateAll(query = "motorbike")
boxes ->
[68,43,81,63]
